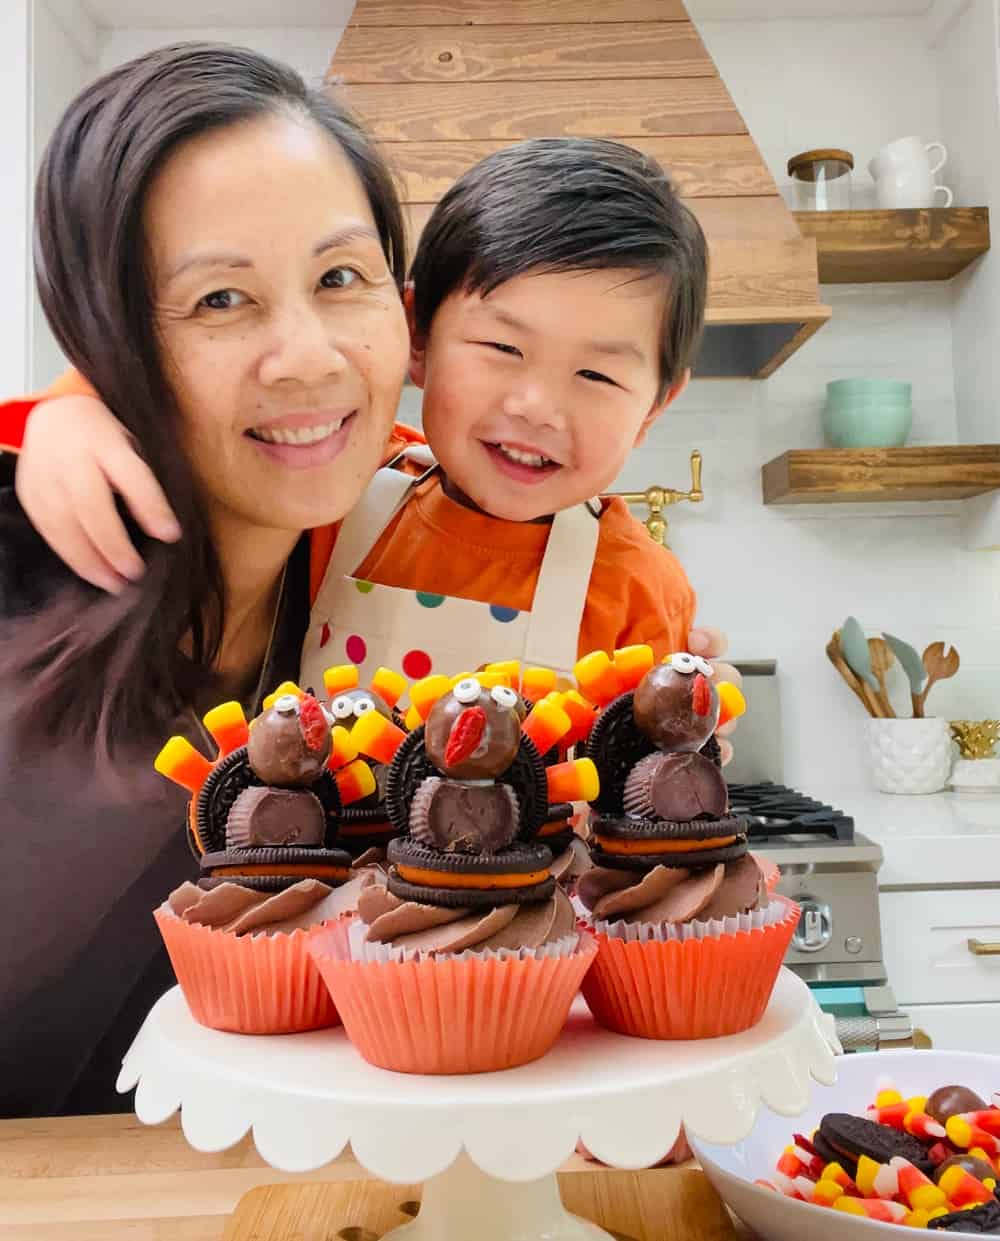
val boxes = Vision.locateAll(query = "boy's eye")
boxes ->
[578,369,616,386]
[320,267,360,290]
[198,289,248,311]
[485,341,522,357]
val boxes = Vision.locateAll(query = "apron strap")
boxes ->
[522,502,601,673]
[324,449,436,584]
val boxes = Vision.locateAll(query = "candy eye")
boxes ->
[693,656,714,677]
[331,695,354,720]
[274,693,300,715]
[669,652,696,674]
[320,705,335,726]
[454,677,482,704]
[491,685,519,710]
[352,697,376,718]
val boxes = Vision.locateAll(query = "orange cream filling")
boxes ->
[210,863,351,879]
[595,834,736,856]
[396,864,550,891]
[539,820,570,837]
[339,823,394,837]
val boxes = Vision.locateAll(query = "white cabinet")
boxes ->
[880,889,1000,1007]
[907,1003,1000,1053]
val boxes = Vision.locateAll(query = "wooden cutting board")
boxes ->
[224,1168,738,1241]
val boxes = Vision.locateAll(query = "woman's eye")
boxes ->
[578,369,616,386]
[198,289,247,311]
[320,267,360,290]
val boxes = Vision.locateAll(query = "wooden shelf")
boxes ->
[762,444,1000,505]
[793,207,990,283]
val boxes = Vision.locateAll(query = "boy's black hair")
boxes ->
[409,138,708,398]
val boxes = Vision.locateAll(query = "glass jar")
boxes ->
[787,148,854,211]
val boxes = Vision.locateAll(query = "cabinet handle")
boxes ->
[967,938,1000,956]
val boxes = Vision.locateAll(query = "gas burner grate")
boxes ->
[727,781,855,843]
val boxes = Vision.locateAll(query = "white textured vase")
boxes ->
[865,718,953,795]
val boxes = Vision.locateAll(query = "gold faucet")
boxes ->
[604,450,703,546]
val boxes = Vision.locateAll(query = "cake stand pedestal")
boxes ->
[117,969,836,1241]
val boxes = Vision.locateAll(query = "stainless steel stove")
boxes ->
[713,661,915,1050]
[729,780,913,1051]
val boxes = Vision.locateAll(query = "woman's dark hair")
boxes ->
[4,42,406,759]
[410,138,707,397]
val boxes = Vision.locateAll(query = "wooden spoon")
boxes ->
[826,635,878,716]
[913,642,961,718]
[867,637,896,718]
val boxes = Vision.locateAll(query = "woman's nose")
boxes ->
[257,305,348,387]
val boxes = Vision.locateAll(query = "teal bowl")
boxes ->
[827,378,912,402]
[822,397,912,448]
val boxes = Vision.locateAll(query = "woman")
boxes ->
[0,42,410,1117]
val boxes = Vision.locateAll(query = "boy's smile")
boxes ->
[408,267,688,523]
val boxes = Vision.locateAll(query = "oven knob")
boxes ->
[845,936,863,955]
[792,900,832,953]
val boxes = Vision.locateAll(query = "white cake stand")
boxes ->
[117,968,836,1241]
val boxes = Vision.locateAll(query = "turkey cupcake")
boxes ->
[154,686,382,1033]
[309,672,600,1073]
[572,646,799,1040]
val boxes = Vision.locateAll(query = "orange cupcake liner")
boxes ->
[580,895,800,1041]
[155,906,341,1034]
[309,918,598,1074]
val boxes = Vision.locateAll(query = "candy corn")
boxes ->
[834,1196,907,1223]
[335,758,376,806]
[522,699,572,754]
[370,666,406,709]
[201,701,249,757]
[351,711,407,766]
[323,664,360,698]
[612,644,655,690]
[409,674,453,720]
[868,1101,909,1131]
[903,1111,946,1141]
[547,757,599,804]
[855,1155,882,1198]
[560,690,597,746]
[262,680,304,709]
[327,725,359,771]
[404,704,423,731]
[521,666,557,703]
[573,650,623,707]
[958,1109,1000,1138]
[893,1157,947,1212]
[154,736,213,795]
[946,1115,1000,1154]
[811,1179,844,1206]
[937,1165,995,1207]
[716,680,747,728]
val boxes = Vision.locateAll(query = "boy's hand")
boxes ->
[688,625,741,765]
[16,394,181,593]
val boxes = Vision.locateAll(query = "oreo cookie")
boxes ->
[338,805,397,857]
[589,813,748,871]
[385,724,548,840]
[928,1200,1000,1233]
[585,692,655,813]
[195,746,342,855]
[536,801,576,856]
[386,838,555,909]
[817,1114,934,1178]
[200,846,353,892]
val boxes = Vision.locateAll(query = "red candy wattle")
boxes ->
[691,672,711,717]
[444,706,487,768]
[298,694,329,753]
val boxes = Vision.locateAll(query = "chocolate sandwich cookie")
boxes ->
[337,806,397,858]
[386,838,555,909]
[816,1113,934,1178]
[536,802,577,856]
[585,693,655,813]
[385,724,548,840]
[590,814,748,872]
[928,1200,1000,1233]
[200,846,353,892]
[195,747,341,856]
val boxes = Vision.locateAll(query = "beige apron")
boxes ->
[299,449,601,699]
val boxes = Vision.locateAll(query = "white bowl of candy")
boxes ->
[691,1050,1000,1239]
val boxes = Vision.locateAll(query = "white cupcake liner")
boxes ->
[347,915,580,964]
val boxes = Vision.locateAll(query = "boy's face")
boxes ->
[408,268,689,523]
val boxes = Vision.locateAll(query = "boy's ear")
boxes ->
[403,285,428,389]
[634,369,691,447]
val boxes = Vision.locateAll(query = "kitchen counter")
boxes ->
[809,784,1000,888]
[5,1112,736,1241]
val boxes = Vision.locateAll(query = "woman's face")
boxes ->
[146,111,409,538]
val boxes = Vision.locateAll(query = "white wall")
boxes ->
[99,26,345,83]
[615,9,1000,795]
[1,1,32,397]
[30,0,97,388]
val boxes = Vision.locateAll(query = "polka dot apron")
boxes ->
[299,448,601,700]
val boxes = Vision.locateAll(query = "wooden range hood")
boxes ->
[328,0,830,378]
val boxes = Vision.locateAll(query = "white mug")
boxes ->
[868,136,953,209]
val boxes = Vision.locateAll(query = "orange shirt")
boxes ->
[1,377,696,661]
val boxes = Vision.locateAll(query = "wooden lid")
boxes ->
[787,149,854,179]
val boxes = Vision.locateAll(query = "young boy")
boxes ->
[3,138,733,704]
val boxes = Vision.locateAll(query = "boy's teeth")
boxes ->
[498,443,550,467]
[252,420,341,446]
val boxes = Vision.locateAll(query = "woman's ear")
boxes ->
[403,285,427,389]
[634,369,691,447]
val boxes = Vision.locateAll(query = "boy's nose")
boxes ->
[258,305,349,387]
[501,382,566,431]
